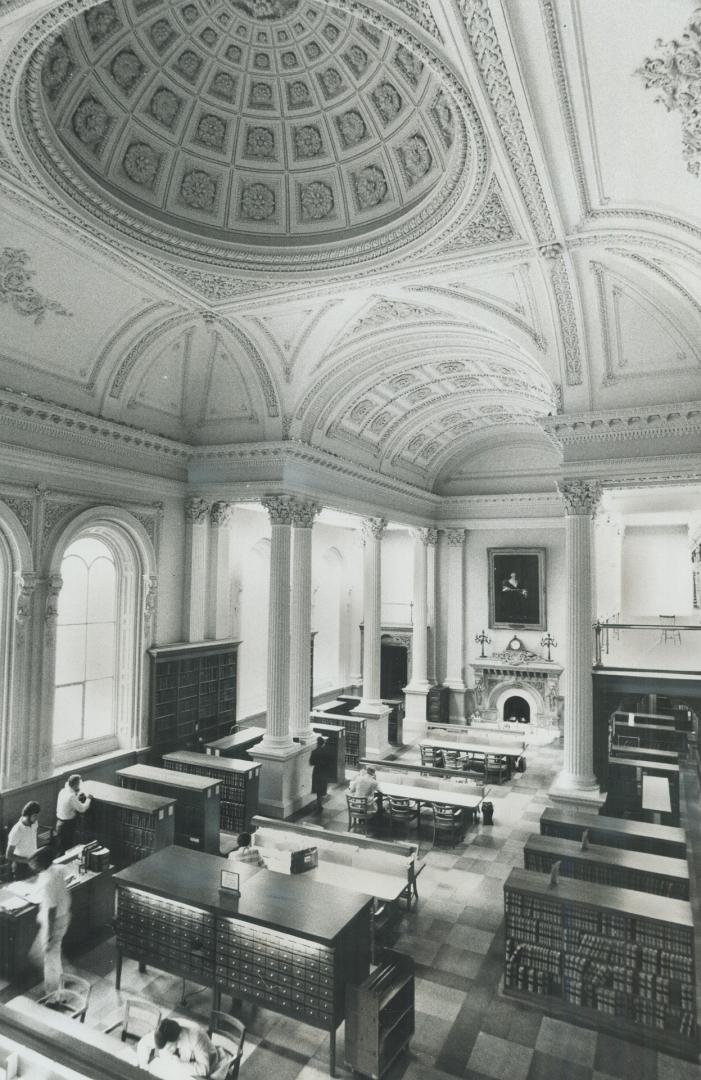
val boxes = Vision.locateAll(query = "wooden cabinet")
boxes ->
[383,699,404,746]
[345,950,415,1079]
[504,867,698,1058]
[149,640,239,753]
[162,751,260,834]
[83,780,175,868]
[427,686,449,724]
[117,764,221,854]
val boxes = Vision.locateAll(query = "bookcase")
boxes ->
[162,751,260,834]
[339,717,367,768]
[149,641,239,753]
[539,808,687,860]
[345,950,415,1079]
[612,720,686,754]
[310,723,346,784]
[504,867,698,1058]
[427,686,449,724]
[83,780,175,868]
[524,834,690,900]
[117,764,221,854]
[384,700,404,747]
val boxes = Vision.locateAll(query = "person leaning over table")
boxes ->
[55,774,92,853]
[6,800,40,879]
[227,831,266,868]
[137,1018,220,1078]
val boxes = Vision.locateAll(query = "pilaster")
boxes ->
[443,528,467,722]
[207,501,234,640]
[183,496,209,643]
[260,496,294,751]
[289,498,320,741]
[404,528,432,727]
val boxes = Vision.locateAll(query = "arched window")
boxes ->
[53,536,117,752]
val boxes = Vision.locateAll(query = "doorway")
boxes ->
[381,643,408,699]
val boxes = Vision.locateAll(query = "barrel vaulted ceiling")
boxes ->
[1,0,701,497]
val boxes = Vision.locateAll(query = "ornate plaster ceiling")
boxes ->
[21,0,482,270]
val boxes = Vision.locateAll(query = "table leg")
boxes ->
[329,1028,336,1078]
[115,949,123,990]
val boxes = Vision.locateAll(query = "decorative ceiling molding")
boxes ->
[608,248,701,324]
[0,246,71,323]
[421,284,545,351]
[549,252,583,385]
[637,8,701,178]
[541,401,701,446]
[383,0,442,42]
[350,295,452,335]
[432,176,519,253]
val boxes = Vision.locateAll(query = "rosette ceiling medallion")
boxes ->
[21,0,486,271]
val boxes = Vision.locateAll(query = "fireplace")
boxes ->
[503,695,530,724]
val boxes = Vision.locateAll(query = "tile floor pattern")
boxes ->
[2,736,699,1080]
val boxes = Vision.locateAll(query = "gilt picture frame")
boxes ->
[488,548,546,630]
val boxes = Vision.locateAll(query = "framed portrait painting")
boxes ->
[488,548,546,630]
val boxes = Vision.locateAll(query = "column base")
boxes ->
[403,687,429,729]
[248,742,315,820]
[549,771,606,810]
[351,702,391,759]
[444,683,467,724]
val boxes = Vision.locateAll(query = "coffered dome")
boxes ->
[22,0,483,270]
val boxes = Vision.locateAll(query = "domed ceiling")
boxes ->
[22,0,483,270]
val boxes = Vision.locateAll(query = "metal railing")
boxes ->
[593,619,701,671]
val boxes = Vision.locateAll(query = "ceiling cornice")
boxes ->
[541,400,701,446]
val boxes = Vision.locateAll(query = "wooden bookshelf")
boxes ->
[539,808,687,860]
[117,764,220,854]
[162,751,259,834]
[504,867,698,1059]
[427,686,449,724]
[82,780,175,869]
[524,833,689,900]
[345,950,414,1079]
[149,641,239,753]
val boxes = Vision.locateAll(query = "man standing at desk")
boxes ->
[30,846,71,994]
[55,774,91,853]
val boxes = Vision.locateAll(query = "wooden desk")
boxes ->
[114,847,372,1076]
[376,779,483,821]
[204,726,265,758]
[306,863,408,904]
[643,775,672,815]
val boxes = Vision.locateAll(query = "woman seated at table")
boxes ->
[137,1018,218,1078]
[227,831,266,868]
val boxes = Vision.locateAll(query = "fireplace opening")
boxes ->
[503,695,530,724]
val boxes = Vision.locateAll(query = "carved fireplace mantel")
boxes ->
[469,643,563,730]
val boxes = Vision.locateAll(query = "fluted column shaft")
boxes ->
[183,497,209,642]
[207,501,234,640]
[426,530,437,683]
[406,528,432,689]
[289,500,320,739]
[262,496,293,749]
[560,480,601,789]
[444,529,466,689]
[361,517,386,704]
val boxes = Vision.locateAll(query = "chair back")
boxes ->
[444,750,461,769]
[209,1011,246,1079]
[123,999,162,1041]
[347,794,371,814]
[58,973,91,1020]
[388,796,415,819]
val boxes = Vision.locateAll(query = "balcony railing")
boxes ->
[593,617,701,673]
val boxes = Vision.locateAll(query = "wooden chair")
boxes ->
[444,750,461,770]
[419,746,433,768]
[38,973,91,1022]
[208,1010,246,1080]
[432,803,464,847]
[346,794,376,835]
[105,999,161,1042]
[387,796,419,840]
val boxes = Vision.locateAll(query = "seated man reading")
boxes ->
[348,765,378,801]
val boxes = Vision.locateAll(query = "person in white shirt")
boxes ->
[55,774,91,853]
[6,801,40,879]
[227,832,265,868]
[137,1018,215,1077]
[349,766,378,801]
[29,845,72,995]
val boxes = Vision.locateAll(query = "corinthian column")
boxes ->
[404,528,433,728]
[550,479,604,806]
[444,529,466,687]
[289,498,320,740]
[260,496,294,749]
[207,501,234,640]
[426,529,438,683]
[183,497,209,642]
[360,517,386,705]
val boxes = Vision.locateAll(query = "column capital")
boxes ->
[210,501,234,527]
[362,516,387,543]
[559,480,602,517]
[289,498,321,528]
[410,527,437,545]
[444,528,466,546]
[262,495,294,525]
[185,496,210,524]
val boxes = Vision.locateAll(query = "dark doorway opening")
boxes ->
[381,643,408,699]
[504,695,530,724]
